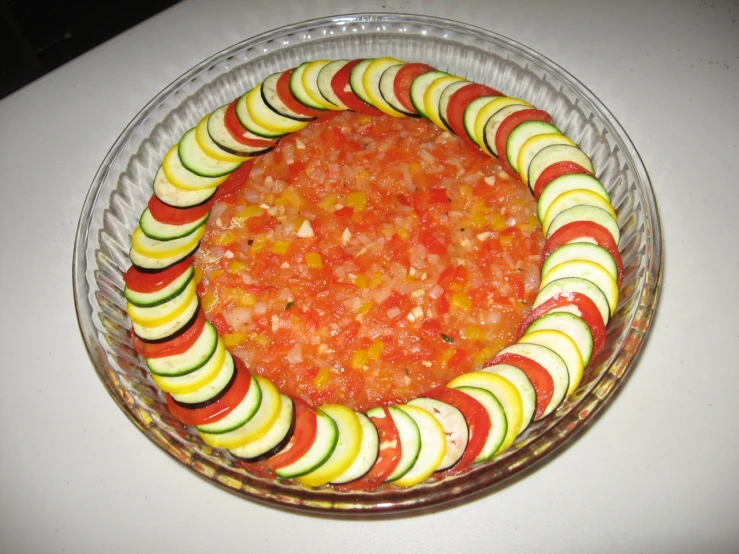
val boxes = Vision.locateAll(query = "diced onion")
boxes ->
[428,284,444,299]
[286,344,303,364]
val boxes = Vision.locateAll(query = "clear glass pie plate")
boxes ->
[73,13,662,514]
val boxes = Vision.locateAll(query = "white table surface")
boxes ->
[1,0,738,552]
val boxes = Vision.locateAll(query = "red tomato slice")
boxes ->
[213,159,253,200]
[495,109,553,176]
[517,291,607,362]
[224,98,279,147]
[276,68,323,118]
[330,59,384,116]
[446,83,502,148]
[148,194,212,225]
[541,220,624,287]
[425,386,491,474]
[334,407,401,491]
[165,356,252,426]
[264,398,318,470]
[487,353,555,421]
[131,308,206,358]
[533,161,594,199]
[393,62,435,114]
[124,256,193,293]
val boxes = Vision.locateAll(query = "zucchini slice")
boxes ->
[480,364,537,434]
[362,57,407,117]
[178,128,242,178]
[438,80,471,130]
[131,293,199,341]
[482,104,531,156]
[542,242,618,284]
[474,97,533,154]
[423,75,466,130]
[162,145,228,191]
[138,208,208,242]
[409,70,449,120]
[525,311,595,368]
[302,60,340,110]
[528,145,595,193]
[330,412,379,484]
[151,336,226,394]
[316,60,350,109]
[124,264,194,307]
[296,405,363,487]
[392,405,446,487]
[453,386,507,462]
[235,89,286,139]
[378,63,415,116]
[385,406,421,482]
[348,58,375,106]
[207,105,271,156]
[537,173,610,222]
[276,408,339,479]
[261,72,316,121]
[519,330,584,397]
[247,83,310,135]
[518,133,576,187]
[534,277,611,328]
[169,348,234,405]
[547,204,620,245]
[153,166,217,208]
[542,189,617,234]
[229,394,295,461]
[130,225,205,260]
[505,121,562,174]
[408,397,469,471]
[127,279,196,328]
[194,115,244,163]
[201,376,283,448]
[146,322,218,377]
[497,343,570,418]
[541,259,619,316]
[448,372,524,454]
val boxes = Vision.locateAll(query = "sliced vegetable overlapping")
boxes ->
[124,57,622,490]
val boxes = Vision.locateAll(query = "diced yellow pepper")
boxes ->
[397,227,410,241]
[232,205,264,226]
[346,191,367,211]
[251,333,271,348]
[473,346,497,366]
[193,266,203,285]
[440,348,456,370]
[459,184,473,200]
[356,300,374,315]
[280,186,303,208]
[305,252,323,269]
[451,292,472,312]
[223,332,247,348]
[464,326,484,340]
[350,349,369,369]
[500,235,513,249]
[228,288,255,307]
[212,231,236,246]
[250,235,267,252]
[271,240,290,255]
[227,260,246,274]
[369,272,384,287]
[354,274,368,289]
[368,340,384,360]
[201,291,217,311]
[489,212,506,232]
[316,194,338,211]
[314,367,330,391]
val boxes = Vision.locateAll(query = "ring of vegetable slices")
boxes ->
[124,57,622,490]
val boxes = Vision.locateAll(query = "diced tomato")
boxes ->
[428,187,450,204]
[245,214,277,233]
[541,220,623,287]
[333,206,354,219]
[210,313,231,335]
[124,257,193,293]
[330,59,384,116]
[487,353,554,420]
[276,68,322,118]
[148,195,212,225]
[495,109,554,176]
[446,83,502,148]
[393,62,435,114]
[131,308,205,358]
[533,161,594,199]
[448,348,471,372]
[418,231,448,255]
[224,98,278,147]
[425,386,491,474]
[263,398,317,470]
[165,356,252,426]
[420,319,443,339]
[438,264,468,288]
[517,291,606,362]
[334,407,401,491]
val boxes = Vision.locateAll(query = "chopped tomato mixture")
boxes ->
[194,112,544,411]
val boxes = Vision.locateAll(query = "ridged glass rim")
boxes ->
[73,12,663,514]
